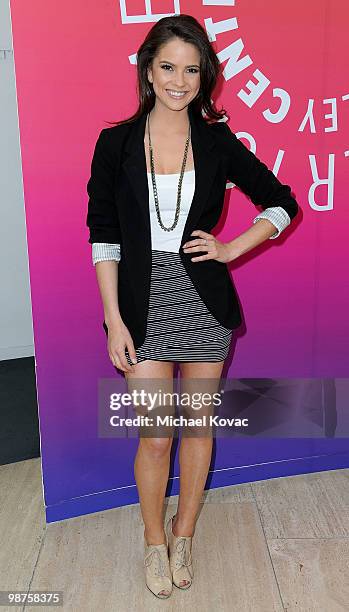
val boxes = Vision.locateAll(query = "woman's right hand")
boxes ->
[106,319,138,373]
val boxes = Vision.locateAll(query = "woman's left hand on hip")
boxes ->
[182,230,233,264]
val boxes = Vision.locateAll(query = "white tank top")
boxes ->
[147,169,195,253]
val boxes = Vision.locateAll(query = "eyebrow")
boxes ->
[159,60,200,68]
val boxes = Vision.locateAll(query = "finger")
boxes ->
[111,348,134,373]
[110,351,127,372]
[113,355,127,372]
[185,245,210,253]
[108,349,117,367]
[186,237,215,249]
[118,347,135,373]
[184,239,211,249]
[190,230,212,240]
[191,254,216,262]
[126,340,137,366]
[183,238,202,248]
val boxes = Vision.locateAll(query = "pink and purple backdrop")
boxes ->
[10,1,349,522]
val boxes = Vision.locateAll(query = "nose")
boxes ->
[172,71,186,88]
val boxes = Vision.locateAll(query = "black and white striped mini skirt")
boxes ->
[124,249,233,365]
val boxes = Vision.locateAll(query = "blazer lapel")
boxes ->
[121,103,219,245]
[182,104,219,244]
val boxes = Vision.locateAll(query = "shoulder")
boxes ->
[92,121,133,162]
[97,121,132,147]
[208,120,239,144]
[208,120,253,162]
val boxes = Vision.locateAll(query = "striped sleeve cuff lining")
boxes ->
[253,206,291,239]
[92,243,121,265]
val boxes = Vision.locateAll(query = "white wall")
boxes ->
[0,0,34,360]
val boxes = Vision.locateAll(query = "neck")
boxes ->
[148,101,190,134]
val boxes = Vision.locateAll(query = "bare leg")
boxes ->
[172,360,225,586]
[124,359,175,545]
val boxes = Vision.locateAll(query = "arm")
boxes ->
[86,129,123,327]
[86,129,136,371]
[252,206,291,239]
[86,129,122,244]
[217,122,299,257]
[92,242,122,327]
[92,242,121,265]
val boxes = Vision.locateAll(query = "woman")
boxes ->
[86,14,299,599]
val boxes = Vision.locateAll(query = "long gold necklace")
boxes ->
[147,112,191,232]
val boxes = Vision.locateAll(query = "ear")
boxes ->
[147,65,153,84]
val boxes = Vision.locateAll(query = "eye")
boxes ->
[160,64,199,73]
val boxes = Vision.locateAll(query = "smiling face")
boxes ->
[147,37,201,112]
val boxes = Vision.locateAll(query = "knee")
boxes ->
[141,437,172,459]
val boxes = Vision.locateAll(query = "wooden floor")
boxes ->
[1,459,348,611]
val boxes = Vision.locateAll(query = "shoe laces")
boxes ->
[174,537,192,569]
[144,546,168,577]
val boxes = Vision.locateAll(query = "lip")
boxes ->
[166,90,189,99]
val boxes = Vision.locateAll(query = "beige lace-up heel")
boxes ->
[166,514,194,589]
[144,535,173,599]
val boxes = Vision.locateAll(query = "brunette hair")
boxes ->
[106,14,226,126]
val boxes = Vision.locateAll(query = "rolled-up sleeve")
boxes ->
[252,206,291,239]
[92,242,121,265]
[218,122,299,236]
[86,128,122,245]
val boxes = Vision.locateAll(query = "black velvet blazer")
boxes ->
[86,102,299,348]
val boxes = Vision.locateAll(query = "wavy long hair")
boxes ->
[106,14,226,126]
